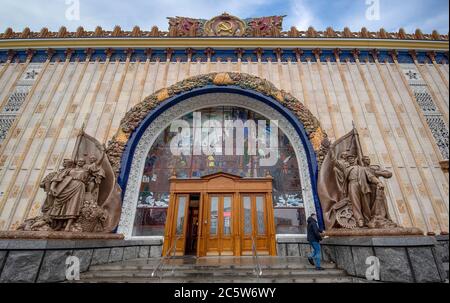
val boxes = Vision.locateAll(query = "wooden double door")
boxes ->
[163,173,276,257]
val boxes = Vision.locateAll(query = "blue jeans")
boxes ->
[309,241,321,268]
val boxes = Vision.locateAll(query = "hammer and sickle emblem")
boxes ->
[217,21,233,34]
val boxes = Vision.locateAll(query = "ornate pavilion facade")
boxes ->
[0,14,448,250]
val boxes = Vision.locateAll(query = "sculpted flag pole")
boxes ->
[352,121,364,166]
[71,129,122,232]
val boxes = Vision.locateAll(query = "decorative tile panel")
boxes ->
[0,63,42,143]
[402,65,449,160]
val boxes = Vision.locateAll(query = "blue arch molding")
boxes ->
[117,86,325,229]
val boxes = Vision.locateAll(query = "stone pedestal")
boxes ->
[321,236,446,283]
[0,235,163,283]
[0,231,125,240]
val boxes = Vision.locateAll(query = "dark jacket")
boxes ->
[307,216,323,243]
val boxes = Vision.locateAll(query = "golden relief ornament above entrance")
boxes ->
[167,13,285,37]
[204,13,246,37]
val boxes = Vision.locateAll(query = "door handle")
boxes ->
[204,220,208,225]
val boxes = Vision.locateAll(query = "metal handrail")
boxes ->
[251,235,263,280]
[151,236,180,280]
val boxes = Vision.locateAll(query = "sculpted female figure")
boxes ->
[49,159,90,231]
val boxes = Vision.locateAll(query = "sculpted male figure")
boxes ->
[362,156,397,228]
[344,155,384,228]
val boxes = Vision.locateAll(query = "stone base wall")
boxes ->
[0,238,163,283]
[435,235,449,280]
[276,236,312,258]
[435,235,449,263]
[276,235,447,283]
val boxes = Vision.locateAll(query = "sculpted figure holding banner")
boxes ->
[318,126,400,230]
[336,154,384,228]
[362,156,397,229]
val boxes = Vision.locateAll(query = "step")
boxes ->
[88,262,337,272]
[81,268,347,279]
[73,276,358,283]
[96,256,325,266]
[74,257,355,283]
[88,257,337,272]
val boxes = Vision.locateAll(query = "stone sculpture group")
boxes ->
[319,127,400,230]
[18,154,108,233]
[332,152,398,229]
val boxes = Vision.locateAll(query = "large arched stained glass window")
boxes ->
[132,106,307,236]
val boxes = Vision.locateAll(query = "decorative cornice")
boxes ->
[105,47,114,59]
[0,19,448,41]
[185,47,195,60]
[25,48,36,60]
[409,49,418,61]
[124,48,134,60]
[273,48,282,61]
[144,48,153,59]
[351,48,361,59]
[333,48,342,60]
[6,49,16,61]
[0,37,448,51]
[204,47,215,60]
[235,48,245,60]
[370,48,380,60]
[389,49,399,61]
[1,24,448,41]
[426,50,437,62]
[1,47,447,64]
[254,47,264,60]
[293,48,303,61]
[64,48,74,58]
[165,47,174,61]
[45,48,54,60]
[312,48,322,60]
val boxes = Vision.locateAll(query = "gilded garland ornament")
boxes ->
[106,72,330,175]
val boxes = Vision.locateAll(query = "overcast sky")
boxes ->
[0,0,448,34]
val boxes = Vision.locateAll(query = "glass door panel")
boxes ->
[240,194,269,255]
[256,196,266,235]
[223,196,232,236]
[176,196,187,235]
[243,196,252,235]
[210,196,219,235]
[204,194,234,256]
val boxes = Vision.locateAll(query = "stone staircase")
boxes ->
[75,256,368,283]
